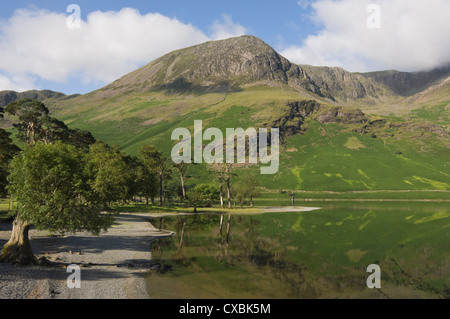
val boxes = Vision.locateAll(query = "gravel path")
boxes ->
[0,213,174,299]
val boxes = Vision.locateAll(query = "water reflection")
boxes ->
[149,213,319,298]
[148,203,450,299]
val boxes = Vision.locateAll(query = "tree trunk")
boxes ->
[226,180,231,209]
[219,215,224,238]
[226,214,232,244]
[177,216,188,260]
[159,173,163,205]
[0,218,37,265]
[178,165,186,200]
[219,183,224,208]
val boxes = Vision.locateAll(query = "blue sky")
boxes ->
[0,0,318,43]
[1,0,449,94]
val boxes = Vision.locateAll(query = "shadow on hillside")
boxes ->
[149,77,243,95]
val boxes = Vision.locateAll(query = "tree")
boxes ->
[0,129,20,197]
[209,163,235,208]
[209,164,226,208]
[4,99,96,149]
[0,108,20,197]
[186,184,219,213]
[173,162,189,200]
[0,142,117,265]
[37,116,69,144]
[232,183,247,208]
[231,171,260,208]
[140,145,172,205]
[224,164,235,209]
[84,142,131,205]
[241,170,260,207]
[120,154,157,205]
[5,99,49,145]
[67,128,96,151]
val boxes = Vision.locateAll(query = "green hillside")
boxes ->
[1,36,449,194]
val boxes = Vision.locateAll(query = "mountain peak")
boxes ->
[101,35,295,94]
[93,35,450,105]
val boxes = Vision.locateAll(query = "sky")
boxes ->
[0,0,449,95]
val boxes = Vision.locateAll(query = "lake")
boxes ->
[145,201,450,299]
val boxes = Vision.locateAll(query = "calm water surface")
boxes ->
[146,202,450,299]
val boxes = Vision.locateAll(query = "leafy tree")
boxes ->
[84,142,131,205]
[37,116,69,144]
[232,183,247,208]
[67,128,96,151]
[140,145,173,205]
[209,163,236,208]
[4,99,96,149]
[231,171,260,208]
[5,99,49,145]
[122,154,158,205]
[240,170,260,207]
[0,142,117,265]
[0,108,20,196]
[186,184,219,213]
[173,162,190,200]
[0,130,20,197]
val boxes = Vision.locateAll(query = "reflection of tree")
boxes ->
[177,216,188,261]
[149,237,173,273]
[218,214,232,262]
[216,215,319,298]
[151,214,319,298]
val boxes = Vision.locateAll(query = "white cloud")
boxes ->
[0,72,36,92]
[0,7,248,92]
[209,14,248,40]
[281,0,450,72]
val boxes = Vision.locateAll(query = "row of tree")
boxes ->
[0,98,261,265]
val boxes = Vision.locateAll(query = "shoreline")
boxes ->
[0,206,317,299]
[0,213,173,299]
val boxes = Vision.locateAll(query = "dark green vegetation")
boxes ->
[146,202,450,299]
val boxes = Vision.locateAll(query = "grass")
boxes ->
[3,81,449,194]
[0,198,15,222]
[409,101,450,125]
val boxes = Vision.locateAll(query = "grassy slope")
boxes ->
[270,121,450,191]
[35,83,450,194]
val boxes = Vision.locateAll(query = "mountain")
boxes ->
[1,35,449,192]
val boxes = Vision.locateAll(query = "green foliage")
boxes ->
[5,98,49,144]
[187,184,220,210]
[3,98,96,149]
[84,142,132,205]
[0,129,20,197]
[7,142,119,235]
[122,154,158,204]
[140,144,173,205]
